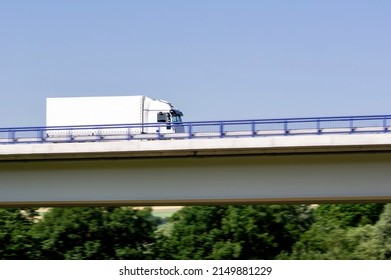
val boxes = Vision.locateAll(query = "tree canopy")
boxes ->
[284,203,386,259]
[0,203,390,260]
[155,205,313,259]
[31,207,159,260]
[0,208,38,259]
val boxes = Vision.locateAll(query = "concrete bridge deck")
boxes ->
[0,133,391,161]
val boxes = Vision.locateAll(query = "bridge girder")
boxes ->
[1,152,390,207]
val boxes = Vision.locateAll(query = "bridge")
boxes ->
[1,115,391,207]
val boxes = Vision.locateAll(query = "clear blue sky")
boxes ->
[1,1,390,127]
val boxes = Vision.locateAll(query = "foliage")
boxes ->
[312,203,384,228]
[0,208,39,259]
[1,203,390,260]
[284,203,386,259]
[155,205,313,259]
[351,204,391,259]
[31,207,159,259]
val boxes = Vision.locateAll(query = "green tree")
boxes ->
[156,205,313,259]
[286,203,385,259]
[155,206,228,259]
[104,207,159,259]
[351,203,391,259]
[313,204,384,228]
[32,207,159,259]
[0,208,38,259]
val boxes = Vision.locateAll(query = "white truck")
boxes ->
[46,95,184,140]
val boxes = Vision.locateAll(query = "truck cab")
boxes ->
[144,97,184,133]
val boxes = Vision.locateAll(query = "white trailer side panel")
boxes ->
[46,96,144,126]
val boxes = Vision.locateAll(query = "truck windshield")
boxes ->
[170,109,183,123]
[172,115,182,123]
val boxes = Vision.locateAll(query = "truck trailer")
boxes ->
[46,95,184,139]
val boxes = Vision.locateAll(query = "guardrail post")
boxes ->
[384,117,388,132]
[251,121,256,136]
[188,123,193,139]
[37,128,44,142]
[157,125,162,139]
[8,130,15,143]
[219,122,224,138]
[97,127,103,141]
[284,120,289,135]
[349,118,354,134]
[317,119,321,134]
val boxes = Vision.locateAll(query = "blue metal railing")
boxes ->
[0,114,390,144]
